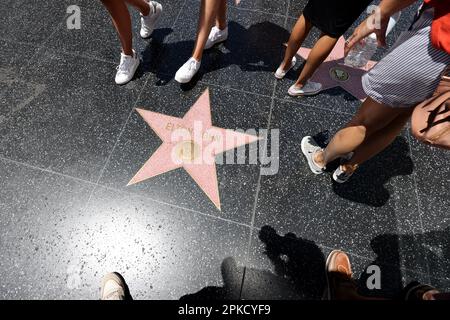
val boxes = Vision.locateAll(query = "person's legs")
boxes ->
[293,33,338,87]
[314,98,409,168]
[124,0,150,15]
[175,0,226,84]
[192,0,224,61]
[136,0,163,39]
[215,0,227,30]
[344,108,413,169]
[279,15,313,72]
[101,0,133,55]
[302,6,450,178]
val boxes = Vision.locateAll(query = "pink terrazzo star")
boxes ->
[297,37,377,101]
[128,89,260,210]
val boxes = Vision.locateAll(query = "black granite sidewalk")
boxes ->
[0,0,448,299]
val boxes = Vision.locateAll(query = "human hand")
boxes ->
[344,12,390,56]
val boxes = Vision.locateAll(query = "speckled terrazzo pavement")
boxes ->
[0,0,449,299]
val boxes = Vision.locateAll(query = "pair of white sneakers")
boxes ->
[301,136,354,183]
[174,26,228,84]
[115,0,163,85]
[275,58,323,96]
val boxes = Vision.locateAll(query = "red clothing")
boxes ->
[425,0,450,54]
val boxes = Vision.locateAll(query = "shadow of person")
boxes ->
[253,225,327,299]
[222,20,291,72]
[179,256,309,301]
[180,226,449,301]
[179,256,243,301]
[136,27,174,79]
[357,233,404,299]
[154,21,291,88]
[179,226,327,301]
[421,227,450,278]
[358,226,450,299]
[331,136,414,207]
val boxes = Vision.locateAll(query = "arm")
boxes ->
[379,0,419,16]
[345,0,420,55]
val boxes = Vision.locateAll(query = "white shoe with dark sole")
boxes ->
[301,136,325,174]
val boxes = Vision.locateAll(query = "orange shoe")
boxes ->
[324,250,358,300]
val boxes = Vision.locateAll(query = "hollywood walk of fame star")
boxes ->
[296,37,377,101]
[127,89,260,210]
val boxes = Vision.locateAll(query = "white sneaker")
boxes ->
[140,1,162,39]
[100,273,127,300]
[288,80,322,96]
[115,50,140,85]
[332,165,354,183]
[174,57,201,84]
[275,56,297,80]
[301,136,325,174]
[204,26,228,50]
[332,152,355,183]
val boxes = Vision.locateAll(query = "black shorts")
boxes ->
[303,0,373,38]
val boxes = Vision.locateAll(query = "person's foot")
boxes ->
[204,26,228,50]
[332,153,356,183]
[288,80,322,96]
[333,165,355,183]
[403,281,440,301]
[174,57,201,84]
[275,57,297,80]
[100,272,129,300]
[301,136,325,174]
[115,50,140,85]
[140,1,163,39]
[325,250,358,300]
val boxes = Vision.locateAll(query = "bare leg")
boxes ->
[345,108,413,169]
[294,33,338,87]
[101,0,133,56]
[280,15,313,71]
[192,0,224,61]
[314,98,411,168]
[216,0,227,30]
[124,0,150,15]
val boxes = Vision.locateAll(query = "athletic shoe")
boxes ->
[174,57,201,84]
[204,26,228,50]
[115,50,140,85]
[100,272,129,300]
[275,56,297,79]
[140,1,162,39]
[288,80,322,96]
[332,152,355,183]
[332,165,354,183]
[300,136,325,174]
[324,250,357,300]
